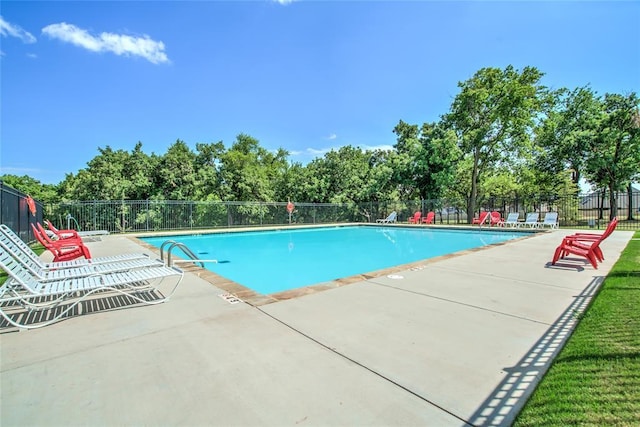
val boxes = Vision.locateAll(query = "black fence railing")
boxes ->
[0,181,44,243]
[37,192,639,233]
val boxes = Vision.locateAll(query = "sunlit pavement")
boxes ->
[1,226,633,426]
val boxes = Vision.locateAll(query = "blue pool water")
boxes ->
[142,226,523,295]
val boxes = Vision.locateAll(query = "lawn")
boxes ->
[514,231,640,426]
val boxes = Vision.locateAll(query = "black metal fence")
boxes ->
[39,191,639,233]
[0,181,44,243]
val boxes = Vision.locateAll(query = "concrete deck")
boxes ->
[0,227,634,426]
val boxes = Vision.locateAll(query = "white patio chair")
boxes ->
[502,212,520,227]
[376,211,397,223]
[539,212,559,229]
[519,213,540,228]
[0,238,164,281]
[0,249,184,329]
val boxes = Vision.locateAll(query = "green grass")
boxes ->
[514,231,640,426]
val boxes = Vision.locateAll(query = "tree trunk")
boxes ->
[608,183,617,220]
[467,150,480,223]
[598,189,605,220]
[628,183,635,220]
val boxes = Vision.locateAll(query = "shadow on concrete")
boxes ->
[1,290,165,332]
[467,275,604,426]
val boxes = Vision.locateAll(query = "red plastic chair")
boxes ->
[422,211,435,224]
[408,211,422,224]
[45,219,81,240]
[36,222,83,246]
[31,224,91,262]
[489,211,502,226]
[565,218,618,242]
[551,218,617,269]
[552,236,603,269]
[472,211,490,225]
[561,217,618,262]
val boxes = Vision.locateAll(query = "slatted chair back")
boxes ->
[0,224,43,266]
[540,212,559,228]
[0,239,47,278]
[523,213,539,227]
[0,249,42,295]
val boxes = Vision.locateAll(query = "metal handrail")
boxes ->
[160,240,211,267]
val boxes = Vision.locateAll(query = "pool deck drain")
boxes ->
[1,225,634,426]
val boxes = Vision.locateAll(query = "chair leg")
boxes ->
[552,246,563,265]
[586,251,599,269]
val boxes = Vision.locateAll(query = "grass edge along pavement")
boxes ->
[514,231,640,426]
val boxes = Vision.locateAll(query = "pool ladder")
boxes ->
[160,240,220,267]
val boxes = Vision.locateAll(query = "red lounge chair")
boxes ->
[561,217,618,262]
[552,236,604,269]
[37,222,83,246]
[408,211,422,224]
[45,219,81,240]
[489,211,502,226]
[551,219,617,270]
[472,211,490,225]
[31,224,91,262]
[566,217,618,242]
[422,211,435,224]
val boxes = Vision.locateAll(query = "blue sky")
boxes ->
[1,1,639,185]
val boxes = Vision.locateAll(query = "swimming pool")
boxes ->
[141,226,525,295]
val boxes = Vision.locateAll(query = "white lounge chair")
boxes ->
[376,211,397,223]
[0,224,148,270]
[0,238,164,281]
[0,249,184,329]
[539,212,559,229]
[502,212,520,227]
[519,213,540,228]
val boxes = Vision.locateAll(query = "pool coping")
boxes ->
[129,223,542,306]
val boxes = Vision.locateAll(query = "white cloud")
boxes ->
[326,133,337,140]
[273,0,296,5]
[0,16,37,43]
[42,22,169,64]
[26,53,37,59]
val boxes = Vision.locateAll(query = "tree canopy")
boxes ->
[3,65,638,223]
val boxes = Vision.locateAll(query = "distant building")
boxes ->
[579,185,640,211]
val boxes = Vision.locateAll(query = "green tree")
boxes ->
[392,120,461,202]
[584,92,640,220]
[366,149,399,202]
[0,174,59,203]
[60,146,132,200]
[391,120,422,199]
[535,86,601,189]
[444,65,546,222]
[218,134,288,202]
[194,141,225,201]
[124,142,159,200]
[156,140,199,200]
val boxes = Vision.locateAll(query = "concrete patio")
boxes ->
[0,226,633,426]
